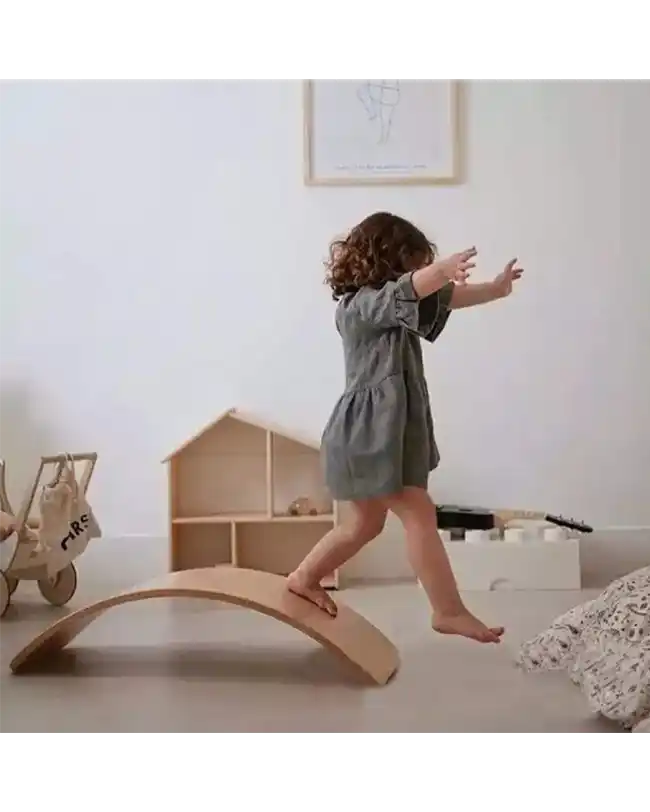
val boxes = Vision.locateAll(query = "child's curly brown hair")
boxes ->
[325,211,437,300]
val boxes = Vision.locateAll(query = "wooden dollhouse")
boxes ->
[163,409,340,588]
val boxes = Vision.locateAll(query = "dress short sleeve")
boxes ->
[352,272,454,342]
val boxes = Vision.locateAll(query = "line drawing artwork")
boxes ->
[356,81,401,145]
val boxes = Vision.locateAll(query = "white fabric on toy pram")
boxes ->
[34,455,101,577]
[516,566,650,730]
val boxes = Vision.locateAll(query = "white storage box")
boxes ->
[418,539,581,591]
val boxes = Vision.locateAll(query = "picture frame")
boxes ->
[303,80,462,186]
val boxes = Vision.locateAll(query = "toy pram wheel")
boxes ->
[38,563,78,606]
[5,575,19,595]
[0,570,10,618]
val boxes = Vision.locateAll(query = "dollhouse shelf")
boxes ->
[172,514,335,524]
[163,409,339,588]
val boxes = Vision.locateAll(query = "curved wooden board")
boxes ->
[9,567,399,685]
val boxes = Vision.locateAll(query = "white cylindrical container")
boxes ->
[504,527,526,544]
[544,525,567,542]
[465,529,490,544]
[525,523,545,541]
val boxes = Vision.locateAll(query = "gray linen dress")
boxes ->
[321,272,454,501]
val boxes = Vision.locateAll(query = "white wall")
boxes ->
[1,81,649,580]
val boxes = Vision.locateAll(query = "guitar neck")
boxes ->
[493,509,546,524]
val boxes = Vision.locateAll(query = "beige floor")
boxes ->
[0,579,619,733]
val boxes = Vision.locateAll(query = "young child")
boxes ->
[286,212,523,644]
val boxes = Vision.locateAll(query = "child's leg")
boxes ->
[286,500,387,617]
[382,487,504,644]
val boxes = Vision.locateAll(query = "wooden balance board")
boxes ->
[9,567,399,685]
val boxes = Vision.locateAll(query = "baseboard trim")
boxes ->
[77,527,649,592]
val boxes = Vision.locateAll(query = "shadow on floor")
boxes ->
[9,643,375,687]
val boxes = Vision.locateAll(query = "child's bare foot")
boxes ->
[432,611,504,644]
[286,572,338,617]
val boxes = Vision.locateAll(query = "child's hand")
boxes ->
[492,258,524,299]
[434,247,477,285]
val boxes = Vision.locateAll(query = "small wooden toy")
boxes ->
[0,453,100,618]
[287,497,319,517]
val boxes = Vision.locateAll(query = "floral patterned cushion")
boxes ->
[517,566,650,730]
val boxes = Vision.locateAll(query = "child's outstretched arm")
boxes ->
[411,247,477,297]
[449,282,499,309]
[449,258,524,309]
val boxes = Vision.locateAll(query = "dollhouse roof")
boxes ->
[162,408,320,461]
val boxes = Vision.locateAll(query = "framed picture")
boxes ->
[303,80,462,186]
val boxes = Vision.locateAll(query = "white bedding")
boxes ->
[516,566,650,730]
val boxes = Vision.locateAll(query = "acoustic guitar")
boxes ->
[436,504,593,534]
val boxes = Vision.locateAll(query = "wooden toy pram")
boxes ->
[0,453,99,618]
